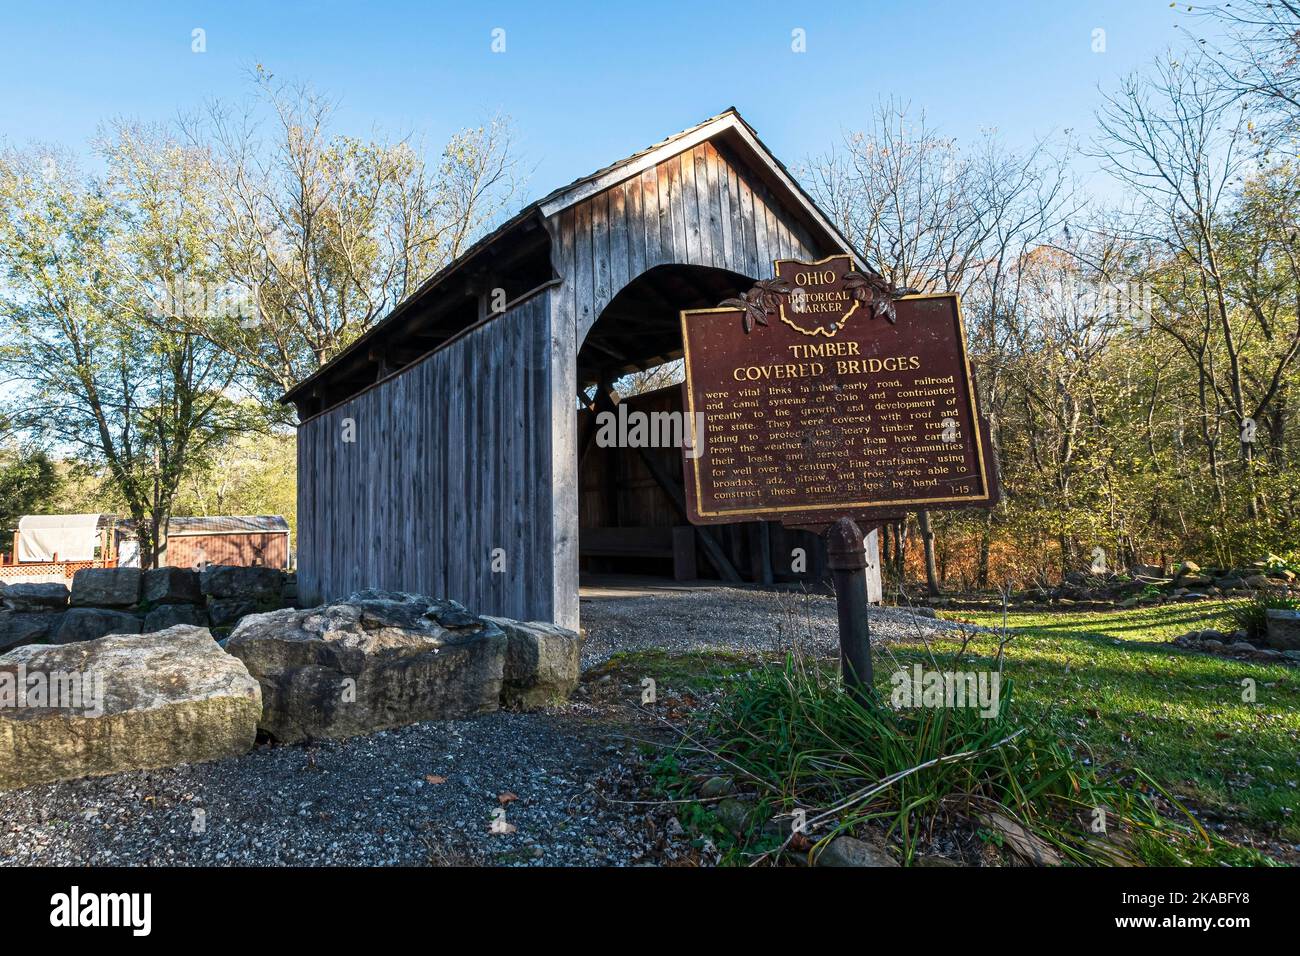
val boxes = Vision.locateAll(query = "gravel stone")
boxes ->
[0,713,661,866]
[578,585,975,666]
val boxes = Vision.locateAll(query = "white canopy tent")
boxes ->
[16,514,105,562]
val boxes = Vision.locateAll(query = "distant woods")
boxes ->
[805,2,1300,585]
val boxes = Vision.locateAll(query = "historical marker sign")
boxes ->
[680,254,999,529]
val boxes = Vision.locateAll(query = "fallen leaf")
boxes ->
[426,775,446,785]
[498,791,518,805]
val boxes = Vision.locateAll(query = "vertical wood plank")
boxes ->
[609,182,630,300]
[696,144,718,269]
[714,143,736,273]
[640,167,660,272]
[655,159,673,267]
[574,197,595,343]
[624,177,644,284]
[681,151,701,264]
[591,189,611,316]
[736,165,759,278]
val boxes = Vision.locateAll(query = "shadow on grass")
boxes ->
[1017,614,1232,638]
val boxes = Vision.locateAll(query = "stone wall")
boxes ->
[0,566,292,652]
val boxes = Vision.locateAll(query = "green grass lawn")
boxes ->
[938,601,1300,845]
[601,599,1300,855]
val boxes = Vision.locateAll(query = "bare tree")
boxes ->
[808,100,1074,593]
[615,360,684,398]
[1094,51,1280,517]
[177,68,522,411]
[1194,0,1300,146]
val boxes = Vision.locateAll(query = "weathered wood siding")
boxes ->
[551,140,827,346]
[545,140,833,627]
[296,290,555,622]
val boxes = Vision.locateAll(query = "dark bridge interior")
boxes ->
[576,263,751,389]
[575,263,826,587]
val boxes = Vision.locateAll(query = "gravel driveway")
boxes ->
[579,583,971,666]
[0,585,960,867]
[0,711,671,867]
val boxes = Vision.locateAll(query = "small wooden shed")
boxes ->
[283,109,869,629]
[163,515,291,570]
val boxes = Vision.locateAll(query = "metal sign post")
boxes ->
[825,517,872,706]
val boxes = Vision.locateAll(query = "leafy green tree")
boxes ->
[171,431,298,535]
[0,141,256,567]
[0,446,60,535]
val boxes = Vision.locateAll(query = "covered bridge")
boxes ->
[283,109,870,630]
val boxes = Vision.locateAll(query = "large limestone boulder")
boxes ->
[0,611,65,652]
[201,565,283,601]
[1,582,70,612]
[484,616,581,709]
[70,567,141,608]
[0,626,261,790]
[54,608,141,645]
[143,603,210,633]
[224,590,507,743]
[142,567,202,605]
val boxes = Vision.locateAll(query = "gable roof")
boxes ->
[282,108,870,410]
[535,108,868,265]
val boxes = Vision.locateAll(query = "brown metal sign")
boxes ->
[680,256,999,529]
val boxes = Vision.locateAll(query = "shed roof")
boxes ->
[18,514,115,531]
[167,515,290,536]
[281,108,871,411]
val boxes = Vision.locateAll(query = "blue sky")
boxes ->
[0,1,1219,205]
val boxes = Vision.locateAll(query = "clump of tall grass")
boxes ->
[685,647,1250,865]
[1227,592,1299,640]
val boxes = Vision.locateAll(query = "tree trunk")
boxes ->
[918,509,940,596]
[976,511,993,590]
[893,520,908,585]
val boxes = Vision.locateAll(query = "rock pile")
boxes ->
[1,589,582,790]
[963,557,1299,612]
[1169,628,1300,663]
